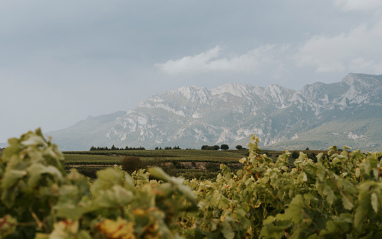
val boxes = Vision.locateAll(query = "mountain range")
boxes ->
[47,73,382,152]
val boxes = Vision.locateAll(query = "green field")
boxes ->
[64,149,248,163]
[63,148,328,179]
[63,149,249,179]
[0,146,327,179]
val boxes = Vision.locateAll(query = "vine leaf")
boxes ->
[371,192,378,213]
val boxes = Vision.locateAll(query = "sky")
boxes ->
[1,0,382,143]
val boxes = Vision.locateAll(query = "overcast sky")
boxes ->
[1,0,382,143]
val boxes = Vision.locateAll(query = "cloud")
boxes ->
[156,45,288,75]
[155,46,220,75]
[295,21,382,73]
[334,0,382,11]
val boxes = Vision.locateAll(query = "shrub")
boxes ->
[121,156,146,174]
[291,150,299,159]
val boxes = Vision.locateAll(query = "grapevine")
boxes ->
[1,129,382,238]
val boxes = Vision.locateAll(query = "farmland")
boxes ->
[63,148,248,179]
[63,148,327,179]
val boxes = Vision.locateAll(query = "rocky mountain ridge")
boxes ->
[48,73,382,151]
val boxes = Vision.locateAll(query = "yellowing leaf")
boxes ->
[49,220,92,239]
[302,172,307,182]
[97,218,135,239]
[355,168,360,177]
[0,215,17,238]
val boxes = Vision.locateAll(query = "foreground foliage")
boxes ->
[1,129,382,238]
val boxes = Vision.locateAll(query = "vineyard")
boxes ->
[1,129,382,238]
[63,148,247,180]
[62,145,324,180]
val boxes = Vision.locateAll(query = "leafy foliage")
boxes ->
[0,129,198,238]
[2,130,382,238]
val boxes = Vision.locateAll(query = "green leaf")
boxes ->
[328,146,337,153]
[354,200,368,230]
[221,218,235,239]
[371,192,378,213]
[54,185,83,219]
[90,168,124,197]
[27,164,63,188]
[148,167,172,181]
[323,185,336,205]
[1,169,26,189]
[21,135,47,147]
[178,184,198,205]
[94,185,134,208]
[287,194,304,224]
[148,167,197,204]
[341,194,354,210]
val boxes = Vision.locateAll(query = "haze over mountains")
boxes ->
[47,73,382,151]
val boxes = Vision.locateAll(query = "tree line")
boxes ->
[155,146,181,150]
[89,144,246,151]
[89,145,146,151]
[201,144,244,150]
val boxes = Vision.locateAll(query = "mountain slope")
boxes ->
[48,73,382,151]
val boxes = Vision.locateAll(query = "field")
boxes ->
[0,147,328,180]
[64,149,248,179]
[64,148,247,163]
[63,148,327,179]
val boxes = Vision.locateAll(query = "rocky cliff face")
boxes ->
[48,73,382,151]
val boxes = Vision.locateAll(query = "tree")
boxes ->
[291,151,299,159]
[236,145,243,150]
[221,144,229,150]
[121,156,146,174]
[201,145,220,150]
